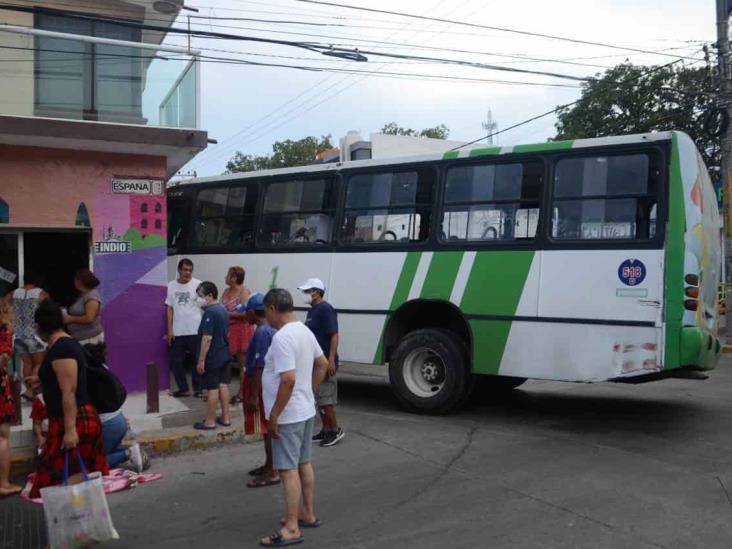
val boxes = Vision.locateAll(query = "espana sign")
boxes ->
[111,179,163,196]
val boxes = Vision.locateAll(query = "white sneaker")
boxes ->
[129,443,144,473]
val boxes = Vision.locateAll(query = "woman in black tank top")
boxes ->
[27,301,109,499]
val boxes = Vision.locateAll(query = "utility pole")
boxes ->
[717,1,732,265]
[482,109,498,145]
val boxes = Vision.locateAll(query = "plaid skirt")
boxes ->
[30,404,109,498]
[0,372,15,425]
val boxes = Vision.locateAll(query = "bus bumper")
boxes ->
[679,327,722,371]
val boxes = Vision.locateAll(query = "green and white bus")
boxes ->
[167,131,722,413]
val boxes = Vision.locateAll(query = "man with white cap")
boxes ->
[297,277,344,447]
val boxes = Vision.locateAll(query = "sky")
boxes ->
[163,0,715,177]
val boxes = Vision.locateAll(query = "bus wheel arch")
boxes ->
[384,300,472,414]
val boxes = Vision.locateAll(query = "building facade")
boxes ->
[0,1,206,392]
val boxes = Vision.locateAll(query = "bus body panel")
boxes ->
[168,130,723,386]
[663,133,722,371]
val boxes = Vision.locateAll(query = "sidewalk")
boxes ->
[9,384,255,476]
[8,363,384,475]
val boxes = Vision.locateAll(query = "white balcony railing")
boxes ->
[0,24,199,129]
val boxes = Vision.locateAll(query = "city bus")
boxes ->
[167,131,722,414]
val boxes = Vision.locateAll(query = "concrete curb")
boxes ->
[10,426,263,478]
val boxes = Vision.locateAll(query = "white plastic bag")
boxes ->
[41,451,119,548]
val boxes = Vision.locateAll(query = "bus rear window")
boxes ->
[551,153,659,241]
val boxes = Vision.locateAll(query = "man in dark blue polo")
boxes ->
[298,277,344,447]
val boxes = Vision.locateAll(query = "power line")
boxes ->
[188,0,480,172]
[294,0,705,62]
[450,54,705,150]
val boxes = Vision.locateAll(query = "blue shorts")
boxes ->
[13,337,45,356]
[201,366,228,390]
[272,417,315,471]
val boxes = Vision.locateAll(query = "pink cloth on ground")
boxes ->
[21,468,162,504]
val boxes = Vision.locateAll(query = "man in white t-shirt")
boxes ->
[165,258,203,397]
[259,289,328,548]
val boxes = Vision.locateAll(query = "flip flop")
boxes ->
[194,421,216,430]
[248,465,267,476]
[0,487,22,498]
[216,417,231,427]
[260,532,304,547]
[248,476,281,488]
[280,517,321,528]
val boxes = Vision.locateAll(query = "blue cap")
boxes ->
[245,293,265,312]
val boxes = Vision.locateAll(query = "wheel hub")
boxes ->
[402,348,447,398]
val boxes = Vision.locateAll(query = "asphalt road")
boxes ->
[6,358,732,548]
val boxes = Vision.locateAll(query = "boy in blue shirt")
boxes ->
[242,293,279,488]
[193,281,231,430]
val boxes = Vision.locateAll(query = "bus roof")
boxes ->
[179,131,678,186]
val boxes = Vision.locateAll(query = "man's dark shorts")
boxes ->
[202,366,228,390]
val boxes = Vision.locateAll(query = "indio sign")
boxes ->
[111,178,164,196]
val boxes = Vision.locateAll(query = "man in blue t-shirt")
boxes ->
[194,281,231,430]
[298,277,344,447]
[242,293,280,488]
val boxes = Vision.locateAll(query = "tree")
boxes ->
[381,122,450,140]
[554,63,719,171]
[226,135,333,173]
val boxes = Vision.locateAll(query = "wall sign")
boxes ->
[111,179,163,196]
[618,259,646,287]
[0,266,16,284]
[94,241,132,253]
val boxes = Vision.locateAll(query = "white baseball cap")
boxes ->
[297,277,325,291]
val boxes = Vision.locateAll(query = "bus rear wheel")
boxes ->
[389,328,469,414]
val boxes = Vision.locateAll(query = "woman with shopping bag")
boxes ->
[41,449,119,547]
[27,300,109,499]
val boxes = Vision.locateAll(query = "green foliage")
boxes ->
[554,63,718,170]
[226,135,333,173]
[123,228,165,251]
[381,122,450,139]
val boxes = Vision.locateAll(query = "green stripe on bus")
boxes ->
[512,140,574,154]
[373,251,422,364]
[460,251,534,375]
[664,133,686,369]
[469,147,501,157]
[442,151,459,160]
[420,252,464,300]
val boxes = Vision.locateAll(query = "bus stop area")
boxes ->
[5,357,732,548]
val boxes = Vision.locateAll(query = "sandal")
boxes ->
[260,532,303,547]
[230,395,242,405]
[0,485,23,498]
[248,476,281,488]
[216,417,231,427]
[193,421,216,430]
[248,465,267,477]
[280,517,321,528]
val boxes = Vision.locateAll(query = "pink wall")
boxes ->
[0,145,171,392]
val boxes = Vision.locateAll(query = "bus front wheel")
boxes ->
[389,329,469,414]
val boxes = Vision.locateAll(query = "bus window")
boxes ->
[167,197,189,252]
[341,169,433,244]
[192,184,257,249]
[258,178,334,246]
[551,154,658,241]
[441,161,542,241]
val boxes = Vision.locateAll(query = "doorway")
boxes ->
[24,232,90,307]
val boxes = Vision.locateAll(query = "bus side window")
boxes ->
[440,161,542,242]
[341,169,433,244]
[257,178,335,246]
[192,184,257,249]
[551,154,658,241]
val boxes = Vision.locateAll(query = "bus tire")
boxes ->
[389,328,469,414]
